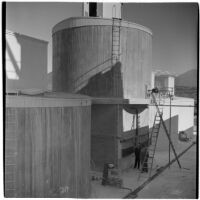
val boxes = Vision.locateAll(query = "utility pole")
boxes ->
[169,92,172,167]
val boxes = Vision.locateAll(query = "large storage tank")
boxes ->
[52,17,152,99]
[5,93,91,198]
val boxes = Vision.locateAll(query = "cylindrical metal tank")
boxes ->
[5,93,91,198]
[52,17,152,99]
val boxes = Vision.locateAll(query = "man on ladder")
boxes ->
[138,87,181,181]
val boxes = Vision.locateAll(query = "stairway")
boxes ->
[74,18,121,92]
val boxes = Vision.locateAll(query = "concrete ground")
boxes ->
[90,137,197,198]
[136,144,197,198]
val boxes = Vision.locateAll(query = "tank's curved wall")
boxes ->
[52,17,152,99]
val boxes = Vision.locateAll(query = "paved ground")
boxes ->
[90,138,197,198]
[137,144,197,199]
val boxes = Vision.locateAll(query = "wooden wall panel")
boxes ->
[91,104,118,171]
[5,108,18,197]
[5,105,91,198]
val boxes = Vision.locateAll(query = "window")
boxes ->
[89,3,97,17]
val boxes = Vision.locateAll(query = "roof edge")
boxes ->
[52,17,153,35]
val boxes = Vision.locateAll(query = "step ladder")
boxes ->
[138,110,162,181]
[151,92,181,169]
[112,18,121,65]
[138,92,181,181]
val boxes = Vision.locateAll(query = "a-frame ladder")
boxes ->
[152,92,181,168]
[138,92,181,181]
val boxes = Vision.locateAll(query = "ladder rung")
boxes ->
[112,35,120,38]
[152,132,158,134]
[152,134,158,137]
[148,147,155,150]
[148,145,154,151]
[113,26,120,29]
[148,156,154,159]
[112,43,120,46]
[113,45,120,48]
[142,166,150,168]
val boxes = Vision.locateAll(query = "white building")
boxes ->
[152,71,175,95]
[82,2,121,19]
[149,71,194,151]
[6,30,48,93]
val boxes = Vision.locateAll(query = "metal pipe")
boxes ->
[169,95,172,167]
[149,105,195,107]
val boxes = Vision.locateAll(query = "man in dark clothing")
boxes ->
[152,87,159,93]
[134,143,141,169]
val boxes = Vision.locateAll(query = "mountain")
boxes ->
[175,69,197,87]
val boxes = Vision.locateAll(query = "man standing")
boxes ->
[134,143,141,169]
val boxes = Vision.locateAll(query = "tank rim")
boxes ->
[52,17,153,35]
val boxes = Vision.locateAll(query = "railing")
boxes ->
[74,18,122,92]
[74,53,122,92]
[74,58,112,92]
[146,87,174,99]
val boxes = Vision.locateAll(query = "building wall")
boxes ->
[168,76,175,94]
[52,17,152,99]
[6,30,48,92]
[119,106,149,169]
[151,72,155,89]
[154,115,179,152]
[102,3,121,18]
[168,76,174,89]
[5,95,91,198]
[82,3,120,18]
[91,104,119,171]
[154,74,175,95]
[155,76,168,89]
[149,97,194,151]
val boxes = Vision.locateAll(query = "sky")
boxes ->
[5,2,198,75]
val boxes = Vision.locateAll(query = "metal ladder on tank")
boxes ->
[112,18,121,64]
[111,18,121,96]
[138,91,181,181]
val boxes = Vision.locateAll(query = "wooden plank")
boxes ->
[6,95,91,108]
[16,108,25,197]
[5,108,17,197]
[60,107,73,197]
[80,106,91,197]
